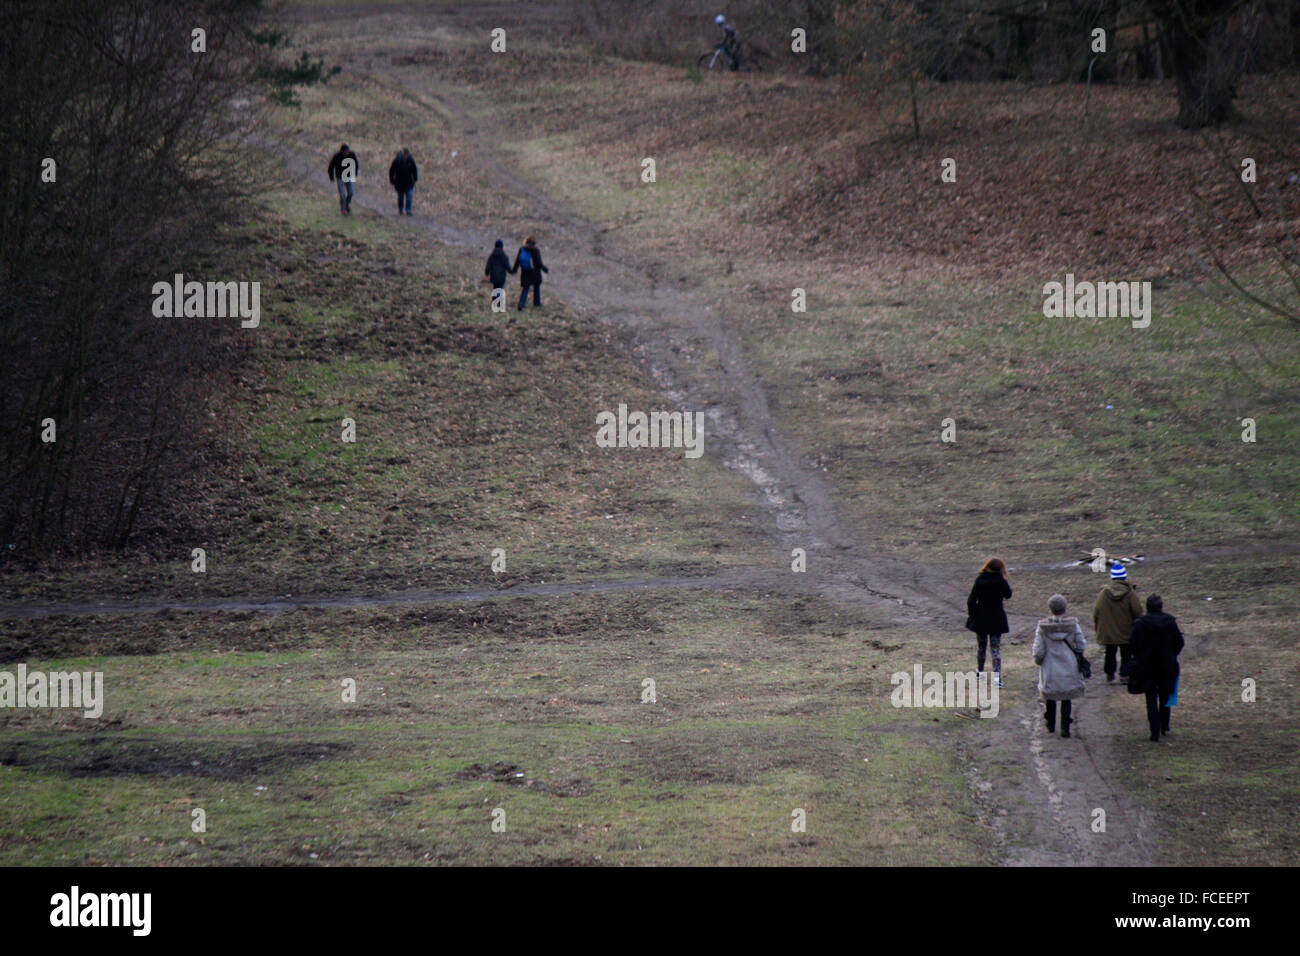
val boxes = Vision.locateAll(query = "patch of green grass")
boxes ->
[0,593,990,865]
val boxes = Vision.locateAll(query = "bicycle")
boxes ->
[697,40,765,72]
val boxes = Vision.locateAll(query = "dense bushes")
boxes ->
[0,0,289,554]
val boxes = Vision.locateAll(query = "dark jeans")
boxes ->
[397,188,412,213]
[1145,689,1171,739]
[1104,643,1132,678]
[518,280,541,309]
[1044,699,1072,730]
[336,179,354,211]
[975,633,1001,673]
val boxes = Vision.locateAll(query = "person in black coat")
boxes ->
[388,148,418,215]
[1127,594,1184,742]
[966,557,1012,687]
[512,235,549,310]
[327,143,359,215]
[484,239,513,305]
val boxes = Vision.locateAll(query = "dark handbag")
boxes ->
[1126,666,1146,694]
[1072,644,1092,679]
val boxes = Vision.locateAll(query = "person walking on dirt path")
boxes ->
[328,143,359,215]
[966,557,1012,688]
[388,148,418,216]
[1033,593,1087,737]
[513,235,548,310]
[1127,594,1184,742]
[485,239,513,304]
[1094,562,1142,684]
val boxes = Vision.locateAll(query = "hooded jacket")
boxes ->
[388,152,418,192]
[1127,611,1183,696]
[328,147,359,182]
[1033,616,1087,700]
[966,570,1011,636]
[484,248,513,287]
[1093,580,1142,645]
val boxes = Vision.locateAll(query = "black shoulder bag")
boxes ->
[1071,638,1092,679]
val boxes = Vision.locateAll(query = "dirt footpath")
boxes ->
[252,18,1160,865]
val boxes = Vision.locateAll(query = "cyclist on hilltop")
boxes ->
[714,14,739,70]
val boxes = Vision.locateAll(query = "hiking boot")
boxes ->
[1149,733,1160,742]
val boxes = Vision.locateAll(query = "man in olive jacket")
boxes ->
[1094,562,1142,683]
[1128,594,1184,742]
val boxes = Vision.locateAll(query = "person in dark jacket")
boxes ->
[966,557,1012,687]
[1128,594,1184,742]
[327,143,359,215]
[388,148,418,215]
[512,235,549,310]
[484,239,513,306]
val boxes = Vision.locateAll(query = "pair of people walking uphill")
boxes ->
[963,559,1081,734]
[326,144,422,216]
[484,236,549,311]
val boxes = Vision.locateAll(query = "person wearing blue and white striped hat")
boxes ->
[1093,562,1142,683]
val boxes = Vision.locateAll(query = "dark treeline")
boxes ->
[584,1,1300,127]
[0,0,314,557]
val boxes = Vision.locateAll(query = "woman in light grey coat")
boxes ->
[1032,593,1086,737]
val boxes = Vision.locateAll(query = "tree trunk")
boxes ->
[1151,0,1243,128]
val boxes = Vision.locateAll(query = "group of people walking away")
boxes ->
[484,237,549,310]
[324,143,553,312]
[325,144,422,216]
[966,558,1184,742]
[327,141,551,310]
